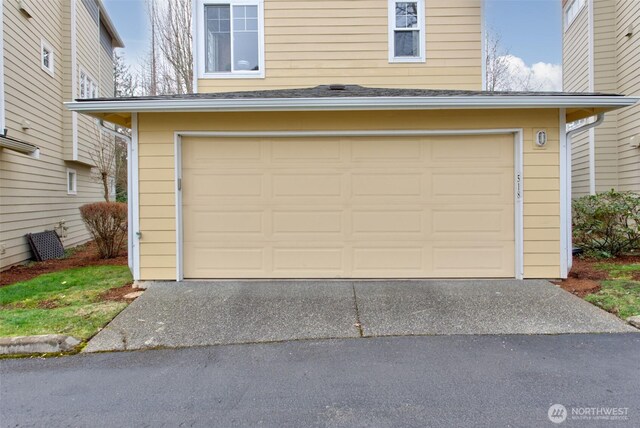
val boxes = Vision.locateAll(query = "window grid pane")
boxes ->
[205,5,232,72]
[232,5,259,71]
[395,2,418,28]
[394,30,419,57]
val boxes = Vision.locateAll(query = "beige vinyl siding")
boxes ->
[563,4,589,92]
[136,109,561,280]
[197,0,482,92]
[615,0,640,191]
[74,0,102,165]
[563,2,591,197]
[570,132,590,196]
[0,0,114,269]
[592,0,619,193]
[563,0,640,195]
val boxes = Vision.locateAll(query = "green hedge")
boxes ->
[572,190,640,258]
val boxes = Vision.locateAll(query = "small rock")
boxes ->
[132,280,148,289]
[124,291,144,299]
[627,315,640,329]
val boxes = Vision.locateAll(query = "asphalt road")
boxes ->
[1,334,639,427]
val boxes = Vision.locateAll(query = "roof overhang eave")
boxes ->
[0,135,40,158]
[65,95,639,116]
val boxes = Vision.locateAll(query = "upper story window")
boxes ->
[79,70,98,99]
[196,0,265,78]
[564,0,586,31]
[40,39,55,76]
[388,0,425,63]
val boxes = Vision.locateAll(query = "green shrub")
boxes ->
[79,202,128,259]
[572,190,640,258]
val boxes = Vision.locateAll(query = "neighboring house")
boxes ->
[68,0,637,282]
[0,0,123,269]
[562,0,640,196]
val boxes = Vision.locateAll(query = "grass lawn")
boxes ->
[0,265,133,341]
[584,262,640,320]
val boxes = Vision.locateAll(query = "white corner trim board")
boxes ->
[131,113,141,280]
[172,129,525,281]
[71,0,78,160]
[559,109,569,278]
[0,0,4,132]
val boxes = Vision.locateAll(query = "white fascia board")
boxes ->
[65,96,639,114]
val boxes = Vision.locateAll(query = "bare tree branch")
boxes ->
[88,125,117,202]
[485,28,540,92]
[143,0,193,95]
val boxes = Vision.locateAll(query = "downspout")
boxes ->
[564,113,605,272]
[567,113,605,139]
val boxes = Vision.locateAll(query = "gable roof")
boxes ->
[65,85,639,128]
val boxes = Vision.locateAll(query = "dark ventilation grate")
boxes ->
[26,231,65,261]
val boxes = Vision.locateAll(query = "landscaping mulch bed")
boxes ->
[555,255,640,297]
[0,241,127,287]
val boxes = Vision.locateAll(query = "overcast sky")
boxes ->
[102,0,563,90]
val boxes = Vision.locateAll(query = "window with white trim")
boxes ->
[198,0,264,78]
[79,70,98,99]
[109,176,116,198]
[388,0,425,62]
[564,0,586,30]
[40,39,54,76]
[67,169,77,195]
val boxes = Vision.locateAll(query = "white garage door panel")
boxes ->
[182,134,515,278]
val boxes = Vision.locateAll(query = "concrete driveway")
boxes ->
[84,280,637,352]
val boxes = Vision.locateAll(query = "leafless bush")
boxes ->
[79,202,128,259]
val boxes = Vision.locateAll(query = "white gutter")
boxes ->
[0,135,40,159]
[65,95,639,114]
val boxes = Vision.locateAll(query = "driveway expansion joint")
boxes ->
[352,284,364,337]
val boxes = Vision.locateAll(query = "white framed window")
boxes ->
[564,0,586,31]
[79,69,98,99]
[196,0,265,79]
[40,39,55,76]
[67,168,77,195]
[388,0,425,63]
[109,176,116,198]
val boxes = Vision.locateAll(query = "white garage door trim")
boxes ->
[174,129,524,281]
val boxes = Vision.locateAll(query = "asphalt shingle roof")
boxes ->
[80,85,622,102]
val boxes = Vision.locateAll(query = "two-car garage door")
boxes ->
[181,134,515,278]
